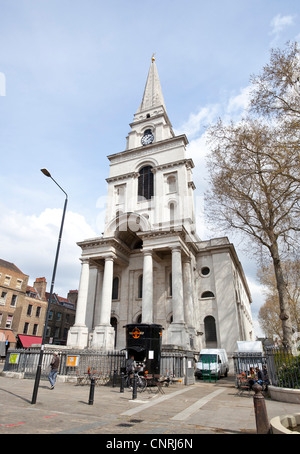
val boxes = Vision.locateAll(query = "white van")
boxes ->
[195,348,229,380]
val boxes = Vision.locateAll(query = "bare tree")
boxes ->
[205,43,300,347]
[258,259,300,339]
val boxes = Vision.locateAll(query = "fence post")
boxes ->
[253,383,270,434]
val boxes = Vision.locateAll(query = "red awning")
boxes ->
[18,335,42,348]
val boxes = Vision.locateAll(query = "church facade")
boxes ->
[67,57,254,354]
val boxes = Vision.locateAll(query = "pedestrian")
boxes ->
[126,355,136,389]
[48,352,60,390]
[126,355,136,375]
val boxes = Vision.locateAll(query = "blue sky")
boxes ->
[1,1,299,337]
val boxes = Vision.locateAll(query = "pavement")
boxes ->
[0,370,299,438]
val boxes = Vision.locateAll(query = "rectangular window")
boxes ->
[16,279,22,289]
[23,322,29,334]
[27,304,33,316]
[0,292,7,305]
[6,314,13,328]
[56,312,62,321]
[36,306,41,317]
[4,275,11,286]
[33,324,38,335]
[11,294,17,307]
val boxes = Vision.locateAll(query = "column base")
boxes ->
[166,323,191,349]
[67,325,89,349]
[90,325,115,350]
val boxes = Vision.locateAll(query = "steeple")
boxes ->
[136,54,167,114]
[127,55,174,150]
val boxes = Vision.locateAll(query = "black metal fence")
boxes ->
[233,347,300,389]
[3,347,191,383]
[265,346,300,389]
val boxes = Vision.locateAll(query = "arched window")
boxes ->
[138,166,154,201]
[112,277,119,300]
[138,274,143,298]
[201,291,215,298]
[204,316,217,347]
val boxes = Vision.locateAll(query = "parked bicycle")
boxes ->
[124,371,147,392]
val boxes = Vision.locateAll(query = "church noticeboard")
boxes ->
[9,353,20,364]
[66,355,80,367]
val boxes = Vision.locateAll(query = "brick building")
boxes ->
[0,260,31,350]
[0,259,77,353]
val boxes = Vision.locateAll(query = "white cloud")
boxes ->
[270,14,296,36]
[0,207,97,297]
[175,85,251,141]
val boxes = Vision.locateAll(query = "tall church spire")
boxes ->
[136,54,167,114]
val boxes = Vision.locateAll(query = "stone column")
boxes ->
[91,255,115,350]
[183,257,194,327]
[67,259,89,348]
[171,247,185,323]
[100,255,114,325]
[142,250,153,324]
[74,259,90,325]
[167,247,190,349]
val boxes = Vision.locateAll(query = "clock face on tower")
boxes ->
[141,129,154,146]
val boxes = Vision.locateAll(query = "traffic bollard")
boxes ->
[88,377,95,405]
[252,383,270,434]
[113,369,117,387]
[132,375,137,400]
[120,372,124,393]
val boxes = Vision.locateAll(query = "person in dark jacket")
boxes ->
[48,352,60,389]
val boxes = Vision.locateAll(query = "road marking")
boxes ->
[170,388,225,421]
[121,386,192,416]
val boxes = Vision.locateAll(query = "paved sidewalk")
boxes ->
[0,373,298,435]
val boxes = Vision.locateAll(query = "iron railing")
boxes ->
[265,346,300,389]
[3,348,192,383]
[233,347,300,389]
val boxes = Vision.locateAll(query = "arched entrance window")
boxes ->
[138,166,154,200]
[204,315,217,348]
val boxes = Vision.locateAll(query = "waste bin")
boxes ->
[124,323,163,375]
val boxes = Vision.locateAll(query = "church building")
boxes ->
[67,56,254,354]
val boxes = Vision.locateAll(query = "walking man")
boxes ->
[48,352,60,389]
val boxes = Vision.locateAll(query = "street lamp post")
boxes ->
[31,168,68,405]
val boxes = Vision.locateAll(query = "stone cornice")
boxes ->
[107,135,189,164]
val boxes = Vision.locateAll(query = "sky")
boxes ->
[1,0,299,339]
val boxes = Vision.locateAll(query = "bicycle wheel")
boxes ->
[137,376,147,392]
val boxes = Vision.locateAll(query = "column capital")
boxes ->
[103,254,115,262]
[143,249,153,257]
[171,245,182,254]
[80,258,90,265]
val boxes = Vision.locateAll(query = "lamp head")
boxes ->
[41,168,51,177]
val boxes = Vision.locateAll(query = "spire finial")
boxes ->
[151,53,155,62]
